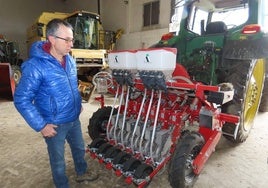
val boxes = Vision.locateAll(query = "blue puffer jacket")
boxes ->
[14,41,82,132]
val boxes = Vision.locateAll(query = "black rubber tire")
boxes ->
[122,157,141,172]
[168,132,204,188]
[133,163,153,179]
[112,151,132,165]
[221,59,265,143]
[97,143,113,154]
[89,138,106,149]
[88,106,118,140]
[104,147,121,159]
[259,59,268,112]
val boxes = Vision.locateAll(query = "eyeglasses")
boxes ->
[53,35,74,43]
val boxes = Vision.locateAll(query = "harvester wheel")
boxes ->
[88,106,118,140]
[222,59,265,143]
[168,132,204,188]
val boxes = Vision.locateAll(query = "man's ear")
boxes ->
[47,35,55,44]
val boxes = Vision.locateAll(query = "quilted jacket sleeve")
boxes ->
[14,60,47,132]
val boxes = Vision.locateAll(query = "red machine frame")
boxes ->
[87,65,239,187]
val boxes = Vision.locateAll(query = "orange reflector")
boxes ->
[161,32,174,40]
[125,176,133,184]
[105,163,113,170]
[115,169,122,177]
[98,158,104,164]
[90,152,97,159]
[242,24,261,34]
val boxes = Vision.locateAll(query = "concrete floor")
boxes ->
[0,93,268,188]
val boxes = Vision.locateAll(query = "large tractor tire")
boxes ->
[88,106,117,140]
[222,59,265,143]
[258,59,268,112]
[168,132,204,188]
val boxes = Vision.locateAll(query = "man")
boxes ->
[14,19,98,188]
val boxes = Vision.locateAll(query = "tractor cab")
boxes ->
[158,0,268,85]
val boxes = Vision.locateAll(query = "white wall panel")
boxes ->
[101,0,171,50]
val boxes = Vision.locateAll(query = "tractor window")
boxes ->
[187,1,249,35]
[169,0,185,33]
[188,6,208,35]
[259,0,268,32]
[211,6,249,29]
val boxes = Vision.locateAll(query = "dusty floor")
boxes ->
[0,93,268,188]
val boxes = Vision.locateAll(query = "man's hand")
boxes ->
[41,124,58,138]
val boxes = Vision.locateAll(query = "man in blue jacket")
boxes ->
[14,18,98,188]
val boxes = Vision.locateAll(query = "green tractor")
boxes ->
[155,0,268,143]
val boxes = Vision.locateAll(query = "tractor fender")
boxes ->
[223,35,268,60]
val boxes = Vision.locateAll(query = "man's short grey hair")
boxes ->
[46,18,73,39]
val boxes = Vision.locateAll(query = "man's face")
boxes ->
[50,24,74,56]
